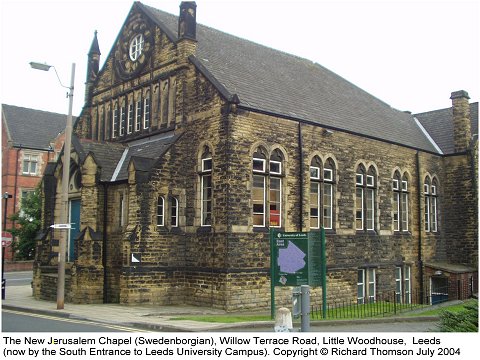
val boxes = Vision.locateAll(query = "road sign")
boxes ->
[50,223,72,229]
[1,232,12,247]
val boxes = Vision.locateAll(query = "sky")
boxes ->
[0,0,478,117]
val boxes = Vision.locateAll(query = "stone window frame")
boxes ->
[119,98,126,137]
[22,152,39,176]
[112,101,119,139]
[143,90,151,130]
[392,170,410,232]
[355,164,377,232]
[251,146,285,229]
[309,156,336,230]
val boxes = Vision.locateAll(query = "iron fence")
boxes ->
[310,283,468,320]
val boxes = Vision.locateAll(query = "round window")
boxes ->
[129,34,144,61]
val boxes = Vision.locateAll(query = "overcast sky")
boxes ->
[1,0,478,116]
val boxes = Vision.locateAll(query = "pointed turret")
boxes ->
[85,30,101,104]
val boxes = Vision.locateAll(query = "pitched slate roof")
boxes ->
[2,104,69,150]
[139,3,439,153]
[73,132,179,182]
[414,102,478,155]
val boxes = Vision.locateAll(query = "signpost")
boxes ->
[270,228,327,321]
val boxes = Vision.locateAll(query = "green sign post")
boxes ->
[270,228,327,319]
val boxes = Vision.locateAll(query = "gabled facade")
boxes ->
[34,1,477,310]
[1,104,66,260]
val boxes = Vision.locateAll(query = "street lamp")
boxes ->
[30,61,75,310]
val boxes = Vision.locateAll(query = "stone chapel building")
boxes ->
[33,1,478,310]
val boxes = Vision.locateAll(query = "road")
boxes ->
[4,270,32,287]
[2,309,148,332]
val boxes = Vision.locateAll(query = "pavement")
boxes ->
[2,284,441,332]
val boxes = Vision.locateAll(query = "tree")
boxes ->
[9,188,41,260]
[438,300,478,332]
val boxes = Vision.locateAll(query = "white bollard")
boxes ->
[274,307,293,332]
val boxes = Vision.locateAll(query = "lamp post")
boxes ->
[30,62,75,310]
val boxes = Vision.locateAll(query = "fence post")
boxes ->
[393,290,397,315]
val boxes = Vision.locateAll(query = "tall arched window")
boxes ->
[112,101,119,138]
[424,177,438,232]
[252,147,284,228]
[171,196,179,227]
[143,91,150,129]
[393,171,409,232]
[157,196,164,227]
[200,147,212,226]
[310,156,335,229]
[356,165,376,231]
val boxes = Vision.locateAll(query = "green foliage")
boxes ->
[8,188,41,260]
[438,300,478,332]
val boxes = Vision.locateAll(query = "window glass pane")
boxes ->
[366,175,374,187]
[355,188,363,230]
[424,196,430,231]
[270,160,281,175]
[202,158,212,172]
[356,173,363,185]
[392,179,399,190]
[157,197,164,226]
[323,183,332,229]
[401,193,408,231]
[143,97,150,129]
[393,193,400,231]
[310,183,319,229]
[324,168,333,182]
[431,197,437,232]
[253,158,265,172]
[310,166,320,180]
[269,177,281,227]
[171,197,178,227]
[252,175,265,227]
[135,100,142,131]
[366,188,374,230]
[201,174,212,226]
[402,180,408,191]
[22,156,30,173]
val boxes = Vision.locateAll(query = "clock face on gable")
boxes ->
[115,17,152,80]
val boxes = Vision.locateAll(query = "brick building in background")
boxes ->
[1,105,66,260]
[34,2,477,309]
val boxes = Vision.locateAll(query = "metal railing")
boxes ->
[310,281,474,320]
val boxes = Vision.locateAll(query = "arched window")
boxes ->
[112,101,119,138]
[135,94,142,132]
[424,177,438,232]
[356,165,376,231]
[393,171,409,232]
[143,91,150,129]
[171,196,179,227]
[252,147,267,227]
[157,196,164,227]
[200,147,212,226]
[252,147,284,228]
[309,157,335,229]
[119,99,126,137]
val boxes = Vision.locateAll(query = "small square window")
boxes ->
[310,166,320,180]
[270,160,281,175]
[366,175,374,187]
[253,158,266,172]
[324,168,333,182]
[392,179,399,190]
[356,174,363,185]
[202,158,212,172]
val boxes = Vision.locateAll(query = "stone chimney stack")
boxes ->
[450,90,472,153]
[177,2,197,60]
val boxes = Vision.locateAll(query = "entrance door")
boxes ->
[431,277,449,305]
[68,199,81,261]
